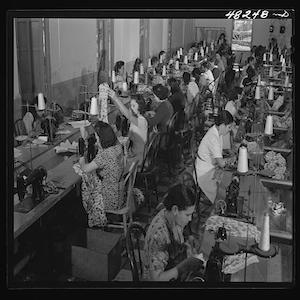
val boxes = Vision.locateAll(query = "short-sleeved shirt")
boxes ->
[187,81,199,103]
[203,70,215,91]
[197,125,223,174]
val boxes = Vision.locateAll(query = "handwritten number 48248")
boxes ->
[225,10,269,19]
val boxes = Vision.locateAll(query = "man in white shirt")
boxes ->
[202,61,215,92]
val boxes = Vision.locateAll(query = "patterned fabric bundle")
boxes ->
[98,83,110,123]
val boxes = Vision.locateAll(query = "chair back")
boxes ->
[14,119,27,137]
[126,222,146,281]
[140,132,161,172]
[123,160,139,213]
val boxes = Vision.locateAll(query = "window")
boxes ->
[231,20,253,51]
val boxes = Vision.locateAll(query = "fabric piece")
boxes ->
[98,83,110,123]
[222,252,259,274]
[73,163,107,227]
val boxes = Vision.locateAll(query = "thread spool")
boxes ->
[255,86,260,100]
[268,86,274,100]
[282,57,285,66]
[148,58,151,68]
[284,75,289,87]
[179,48,183,55]
[134,71,139,84]
[263,53,266,62]
[140,64,144,75]
[259,212,270,252]
[282,63,286,73]
[203,40,206,48]
[264,115,273,135]
[80,126,87,139]
[280,55,283,63]
[90,97,99,115]
[159,55,163,63]
[269,66,273,77]
[37,93,45,110]
[111,71,116,83]
[257,74,261,86]
[162,65,166,76]
[211,42,214,51]
[177,50,180,59]
[122,82,127,92]
[175,60,179,70]
[205,46,209,54]
[184,55,188,64]
[200,47,204,57]
[237,146,248,173]
[153,68,156,76]
[269,53,273,62]
[194,52,198,61]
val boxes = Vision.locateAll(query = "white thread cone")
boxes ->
[269,67,273,77]
[37,93,45,110]
[263,53,267,62]
[179,48,183,55]
[184,55,188,64]
[177,50,180,59]
[205,46,209,54]
[257,74,261,86]
[134,71,139,84]
[148,58,151,68]
[140,64,144,75]
[282,63,286,73]
[237,146,248,173]
[159,55,163,63]
[111,71,116,83]
[122,82,127,92]
[259,212,270,251]
[203,40,206,48]
[269,53,273,62]
[175,60,179,70]
[90,97,99,115]
[80,126,87,139]
[268,86,274,100]
[264,115,273,135]
[282,57,285,66]
[284,75,289,87]
[255,86,260,100]
[211,42,214,51]
[162,65,166,76]
[194,52,198,61]
[280,55,283,63]
[200,47,204,57]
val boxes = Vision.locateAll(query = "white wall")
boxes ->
[149,19,163,57]
[49,19,98,84]
[184,19,195,49]
[162,19,169,52]
[114,18,140,71]
[171,19,185,50]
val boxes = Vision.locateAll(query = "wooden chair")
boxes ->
[136,132,161,212]
[105,160,139,236]
[125,222,146,281]
[14,118,27,137]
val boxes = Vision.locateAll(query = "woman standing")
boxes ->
[194,110,235,204]
[143,183,205,281]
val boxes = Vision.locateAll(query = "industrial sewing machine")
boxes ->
[16,166,47,204]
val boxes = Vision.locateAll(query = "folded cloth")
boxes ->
[222,252,259,274]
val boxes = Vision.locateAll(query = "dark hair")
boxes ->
[131,94,147,115]
[202,61,210,70]
[247,56,255,64]
[153,84,170,100]
[167,77,180,94]
[114,61,125,74]
[246,66,255,80]
[182,72,191,85]
[151,56,159,65]
[159,51,166,59]
[192,67,201,81]
[163,183,196,211]
[93,121,117,149]
[215,110,234,126]
[242,77,252,87]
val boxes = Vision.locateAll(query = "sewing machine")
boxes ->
[16,166,47,204]
[77,133,97,162]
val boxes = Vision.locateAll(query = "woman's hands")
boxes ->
[108,89,117,101]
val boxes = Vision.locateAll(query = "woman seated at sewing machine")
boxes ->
[78,121,124,212]
[194,110,236,205]
[143,183,206,281]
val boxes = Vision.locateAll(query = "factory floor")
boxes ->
[14,151,293,284]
